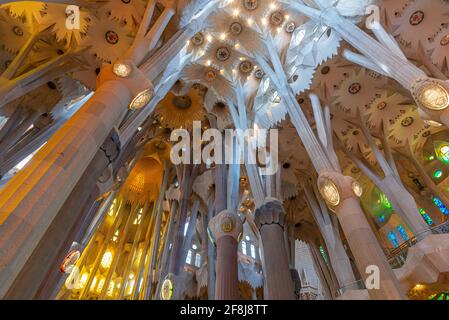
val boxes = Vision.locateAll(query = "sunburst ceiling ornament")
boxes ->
[342,126,370,154]
[0,1,44,22]
[121,156,163,205]
[429,28,449,71]
[101,0,146,24]
[387,108,432,147]
[155,87,206,130]
[216,46,231,61]
[0,9,32,54]
[38,3,91,45]
[81,13,134,63]
[182,63,234,100]
[392,0,449,52]
[332,68,385,117]
[366,92,414,131]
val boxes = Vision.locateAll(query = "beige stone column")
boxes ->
[255,199,295,300]
[21,131,123,299]
[317,172,405,300]
[0,63,152,298]
[209,210,243,300]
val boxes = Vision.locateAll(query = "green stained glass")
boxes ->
[379,194,392,209]
[427,292,449,300]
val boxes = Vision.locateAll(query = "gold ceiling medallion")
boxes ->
[348,82,361,94]
[230,22,243,35]
[409,10,424,26]
[216,47,231,61]
[221,217,235,233]
[401,116,414,127]
[270,11,284,26]
[105,30,119,44]
[254,69,265,79]
[285,21,296,33]
[191,32,204,46]
[422,130,431,138]
[377,101,387,110]
[239,60,253,74]
[243,0,258,11]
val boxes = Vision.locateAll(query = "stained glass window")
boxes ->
[397,225,409,241]
[436,142,449,163]
[250,244,256,259]
[433,197,449,215]
[184,221,189,236]
[319,245,328,264]
[186,250,192,264]
[388,231,399,248]
[428,292,449,300]
[241,240,247,255]
[195,253,201,268]
[419,208,434,225]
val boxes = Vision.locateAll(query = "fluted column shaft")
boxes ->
[209,210,243,300]
[255,200,295,300]
[318,172,405,300]
[215,236,239,299]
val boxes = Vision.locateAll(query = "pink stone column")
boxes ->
[0,63,152,298]
[317,172,405,300]
[209,210,243,300]
[255,199,295,300]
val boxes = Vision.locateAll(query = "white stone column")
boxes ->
[255,199,296,300]
[317,171,405,300]
[0,63,152,298]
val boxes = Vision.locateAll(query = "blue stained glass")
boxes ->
[419,208,434,226]
[388,231,399,248]
[397,225,409,241]
[378,215,385,223]
[433,197,449,215]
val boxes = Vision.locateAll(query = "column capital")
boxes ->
[209,210,243,242]
[317,171,363,208]
[97,61,154,110]
[410,77,449,123]
[254,198,287,230]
